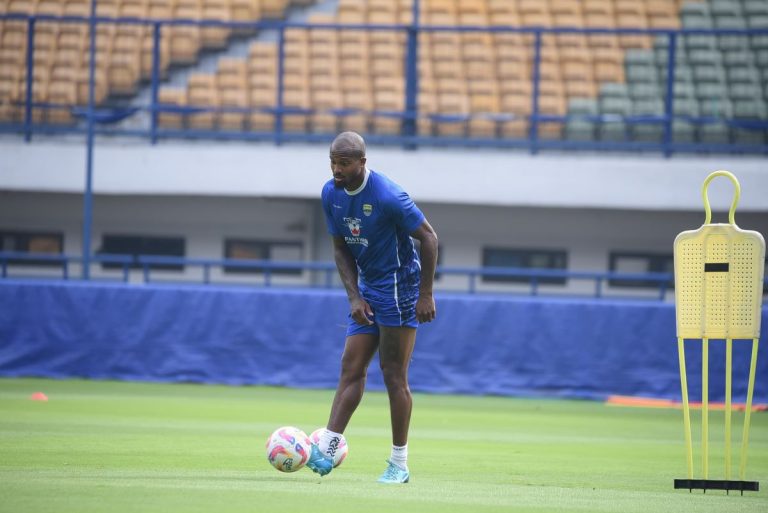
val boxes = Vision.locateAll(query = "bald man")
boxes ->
[307,132,438,483]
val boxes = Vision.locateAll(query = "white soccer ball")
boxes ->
[310,428,349,468]
[265,426,312,473]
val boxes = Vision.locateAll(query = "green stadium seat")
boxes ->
[744,1,768,17]
[599,123,629,142]
[723,50,756,68]
[672,120,697,143]
[599,83,629,99]
[680,2,711,22]
[732,98,768,118]
[630,82,661,100]
[653,34,684,51]
[625,49,656,67]
[715,16,749,52]
[673,96,700,117]
[630,97,664,142]
[597,95,631,142]
[729,82,764,100]
[688,49,723,67]
[755,49,768,67]
[761,67,768,92]
[692,64,726,83]
[631,98,664,115]
[673,81,696,101]
[655,46,688,68]
[627,63,658,84]
[698,121,731,143]
[681,7,715,51]
[569,98,599,115]
[600,97,632,116]
[713,15,745,31]
[695,81,728,101]
[731,127,766,145]
[727,66,761,84]
[660,75,695,98]
[660,65,694,85]
[685,33,718,52]
[750,33,768,51]
[747,15,768,29]
[564,98,599,141]
[631,126,664,143]
[564,119,597,141]
[698,97,732,118]
[710,0,742,18]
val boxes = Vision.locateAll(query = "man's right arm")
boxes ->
[332,236,373,325]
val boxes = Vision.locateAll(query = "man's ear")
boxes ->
[359,157,367,167]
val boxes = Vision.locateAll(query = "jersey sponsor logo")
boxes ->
[343,217,368,247]
[344,217,362,236]
[363,203,373,216]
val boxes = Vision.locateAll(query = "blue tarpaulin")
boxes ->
[1,280,766,402]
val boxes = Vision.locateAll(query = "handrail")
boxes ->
[1,13,767,155]
[4,251,767,301]
[0,250,729,301]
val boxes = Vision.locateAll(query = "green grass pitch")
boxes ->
[0,378,766,513]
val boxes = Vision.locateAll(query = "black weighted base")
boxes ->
[674,479,759,495]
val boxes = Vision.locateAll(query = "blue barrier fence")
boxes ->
[1,279,766,402]
[2,11,768,155]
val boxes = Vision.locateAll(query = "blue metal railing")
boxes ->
[3,250,760,301]
[2,12,767,155]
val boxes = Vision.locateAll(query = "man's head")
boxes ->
[330,132,367,190]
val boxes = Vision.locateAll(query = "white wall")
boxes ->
[2,191,766,297]
[2,138,767,211]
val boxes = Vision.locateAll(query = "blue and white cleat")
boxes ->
[377,460,410,484]
[306,444,333,476]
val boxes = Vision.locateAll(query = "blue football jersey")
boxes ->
[321,169,425,296]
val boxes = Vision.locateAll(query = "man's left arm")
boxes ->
[411,220,438,323]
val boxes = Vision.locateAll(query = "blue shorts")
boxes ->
[346,287,419,336]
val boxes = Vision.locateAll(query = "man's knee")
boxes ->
[380,361,408,387]
[340,360,368,384]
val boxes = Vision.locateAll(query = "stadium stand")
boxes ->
[0,0,766,147]
[0,0,294,123]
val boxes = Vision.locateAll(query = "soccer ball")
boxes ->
[309,428,349,468]
[265,426,312,473]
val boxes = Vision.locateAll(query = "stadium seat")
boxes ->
[564,97,598,141]
[157,87,186,129]
[310,89,341,134]
[187,73,219,130]
[744,0,768,17]
[201,0,233,50]
[4,0,762,148]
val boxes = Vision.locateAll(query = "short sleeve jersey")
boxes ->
[321,169,425,296]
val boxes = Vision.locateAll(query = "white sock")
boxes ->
[319,428,343,458]
[390,444,408,470]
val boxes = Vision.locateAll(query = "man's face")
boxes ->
[329,151,366,190]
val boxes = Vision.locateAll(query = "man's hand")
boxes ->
[350,296,374,325]
[415,293,436,323]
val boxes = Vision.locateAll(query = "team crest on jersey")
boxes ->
[343,217,362,236]
[342,217,368,247]
[363,204,373,216]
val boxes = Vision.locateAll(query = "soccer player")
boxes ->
[307,132,438,484]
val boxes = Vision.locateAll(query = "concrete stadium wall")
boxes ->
[2,139,767,211]
[2,191,767,297]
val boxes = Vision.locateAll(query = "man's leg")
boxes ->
[308,333,378,476]
[377,326,416,483]
[327,333,379,432]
